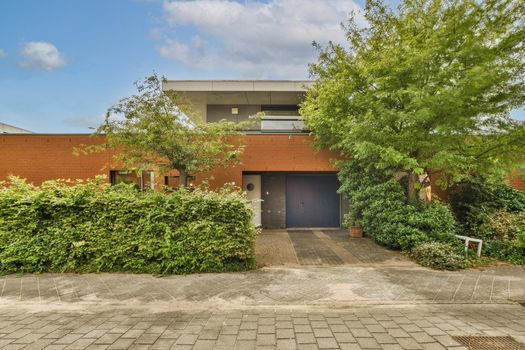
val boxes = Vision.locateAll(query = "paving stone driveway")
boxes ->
[256,230,413,267]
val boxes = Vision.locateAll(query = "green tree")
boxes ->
[83,75,251,187]
[301,0,525,201]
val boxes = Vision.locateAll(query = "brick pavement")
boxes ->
[0,304,524,349]
[1,265,523,308]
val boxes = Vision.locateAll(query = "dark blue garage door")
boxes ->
[286,174,340,228]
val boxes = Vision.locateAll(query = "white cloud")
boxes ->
[0,49,6,59]
[19,41,66,70]
[63,114,105,129]
[158,0,362,78]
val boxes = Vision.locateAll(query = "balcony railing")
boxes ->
[259,115,307,133]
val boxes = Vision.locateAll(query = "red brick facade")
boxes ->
[0,134,113,185]
[1,134,524,193]
[0,134,338,188]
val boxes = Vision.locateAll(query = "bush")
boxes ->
[338,161,458,252]
[477,211,525,264]
[410,242,467,270]
[450,179,525,234]
[0,177,257,274]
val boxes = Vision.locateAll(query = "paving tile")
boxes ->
[295,333,316,344]
[175,334,198,345]
[294,325,313,333]
[256,334,275,346]
[313,328,333,338]
[333,332,356,343]
[396,337,423,349]
[276,329,294,339]
[107,338,135,350]
[192,339,216,349]
[276,338,297,349]
[234,340,256,350]
[237,330,257,341]
[317,337,339,349]
[257,325,275,334]
[356,337,381,349]
[93,333,121,345]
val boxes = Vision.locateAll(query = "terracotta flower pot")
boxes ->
[350,226,363,238]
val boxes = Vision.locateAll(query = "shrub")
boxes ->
[410,242,467,270]
[338,160,458,252]
[450,179,525,234]
[477,211,525,264]
[0,177,257,274]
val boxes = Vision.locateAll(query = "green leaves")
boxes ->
[0,177,257,275]
[303,0,525,194]
[410,242,467,270]
[83,74,251,187]
[339,160,458,253]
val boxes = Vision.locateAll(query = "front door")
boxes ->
[243,174,262,227]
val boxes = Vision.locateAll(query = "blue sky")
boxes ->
[0,0,522,133]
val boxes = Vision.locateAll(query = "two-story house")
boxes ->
[0,80,345,229]
[160,80,344,229]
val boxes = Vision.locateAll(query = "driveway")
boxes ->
[256,229,414,267]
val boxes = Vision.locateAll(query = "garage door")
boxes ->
[286,174,340,228]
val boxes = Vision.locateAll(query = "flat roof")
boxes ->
[163,80,312,92]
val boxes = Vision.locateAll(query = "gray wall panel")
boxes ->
[207,105,261,129]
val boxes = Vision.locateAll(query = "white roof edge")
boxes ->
[163,80,313,92]
[0,121,33,134]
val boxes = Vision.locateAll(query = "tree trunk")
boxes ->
[407,172,418,202]
[419,172,432,202]
[178,168,188,188]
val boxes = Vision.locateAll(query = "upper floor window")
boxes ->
[260,105,306,133]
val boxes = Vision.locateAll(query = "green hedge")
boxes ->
[450,179,525,235]
[478,211,525,264]
[449,179,525,265]
[0,177,257,274]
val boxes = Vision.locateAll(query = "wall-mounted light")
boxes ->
[231,107,239,115]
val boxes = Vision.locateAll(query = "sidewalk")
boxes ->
[1,265,524,349]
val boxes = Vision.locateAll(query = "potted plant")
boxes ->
[343,214,363,238]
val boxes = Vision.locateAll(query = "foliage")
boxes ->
[302,0,525,200]
[450,178,525,233]
[410,242,468,270]
[477,211,525,264]
[339,160,457,252]
[0,177,257,274]
[79,75,256,187]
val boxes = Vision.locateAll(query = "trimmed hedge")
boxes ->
[0,177,257,274]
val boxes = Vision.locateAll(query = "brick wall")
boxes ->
[0,134,113,185]
[0,134,338,187]
[1,134,523,194]
[508,174,525,191]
